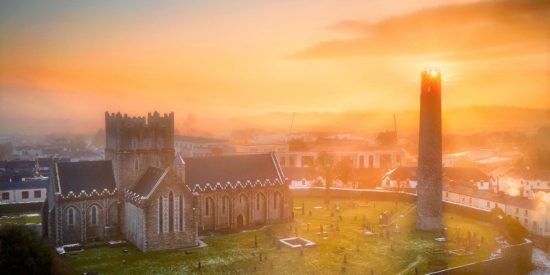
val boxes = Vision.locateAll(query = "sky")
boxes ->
[0,0,549,135]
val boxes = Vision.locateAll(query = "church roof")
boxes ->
[174,153,185,166]
[55,160,116,196]
[183,153,285,191]
[131,167,168,197]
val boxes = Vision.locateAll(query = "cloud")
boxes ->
[290,0,550,60]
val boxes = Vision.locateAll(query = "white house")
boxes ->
[0,178,48,204]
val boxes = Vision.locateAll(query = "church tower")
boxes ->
[416,69,443,231]
[105,111,175,190]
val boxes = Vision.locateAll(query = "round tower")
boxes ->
[416,69,443,231]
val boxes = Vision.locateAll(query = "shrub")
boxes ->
[0,224,53,274]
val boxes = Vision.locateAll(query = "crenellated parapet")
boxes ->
[105,111,174,152]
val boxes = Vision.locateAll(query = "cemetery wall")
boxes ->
[426,239,533,275]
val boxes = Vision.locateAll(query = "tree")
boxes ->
[0,224,53,274]
[69,135,87,152]
[490,208,528,244]
[288,139,308,151]
[336,158,353,188]
[376,131,397,147]
[91,128,106,148]
[315,152,336,204]
[0,142,13,159]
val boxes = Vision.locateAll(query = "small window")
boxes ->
[524,209,528,216]
[134,159,139,171]
[67,208,75,226]
[34,190,41,198]
[22,191,29,199]
[90,205,98,226]
[1,192,9,200]
[486,201,490,207]
[445,192,449,198]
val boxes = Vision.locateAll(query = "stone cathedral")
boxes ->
[44,111,292,251]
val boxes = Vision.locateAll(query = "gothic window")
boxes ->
[205,198,210,216]
[256,194,261,210]
[174,195,180,232]
[162,197,169,233]
[169,192,174,232]
[273,192,280,208]
[222,196,229,214]
[67,207,76,226]
[179,195,184,230]
[134,158,139,171]
[90,205,98,226]
[158,197,162,233]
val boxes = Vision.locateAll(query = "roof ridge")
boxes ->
[143,167,170,199]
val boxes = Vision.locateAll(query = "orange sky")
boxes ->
[0,0,549,135]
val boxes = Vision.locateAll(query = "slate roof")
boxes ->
[55,160,116,196]
[183,153,284,190]
[131,167,168,197]
[0,178,48,191]
[509,168,550,181]
[443,183,538,210]
[384,167,490,182]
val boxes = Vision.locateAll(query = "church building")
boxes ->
[44,111,292,252]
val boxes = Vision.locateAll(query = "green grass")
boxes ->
[0,212,41,224]
[65,197,500,274]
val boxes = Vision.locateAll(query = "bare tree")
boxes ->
[315,152,336,204]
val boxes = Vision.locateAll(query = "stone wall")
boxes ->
[124,202,145,250]
[138,174,197,252]
[290,187,416,203]
[198,185,292,232]
[427,239,533,275]
[51,196,118,246]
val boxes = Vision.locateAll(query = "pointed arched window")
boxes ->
[67,207,75,225]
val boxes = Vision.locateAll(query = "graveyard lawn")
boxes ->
[65,197,500,274]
